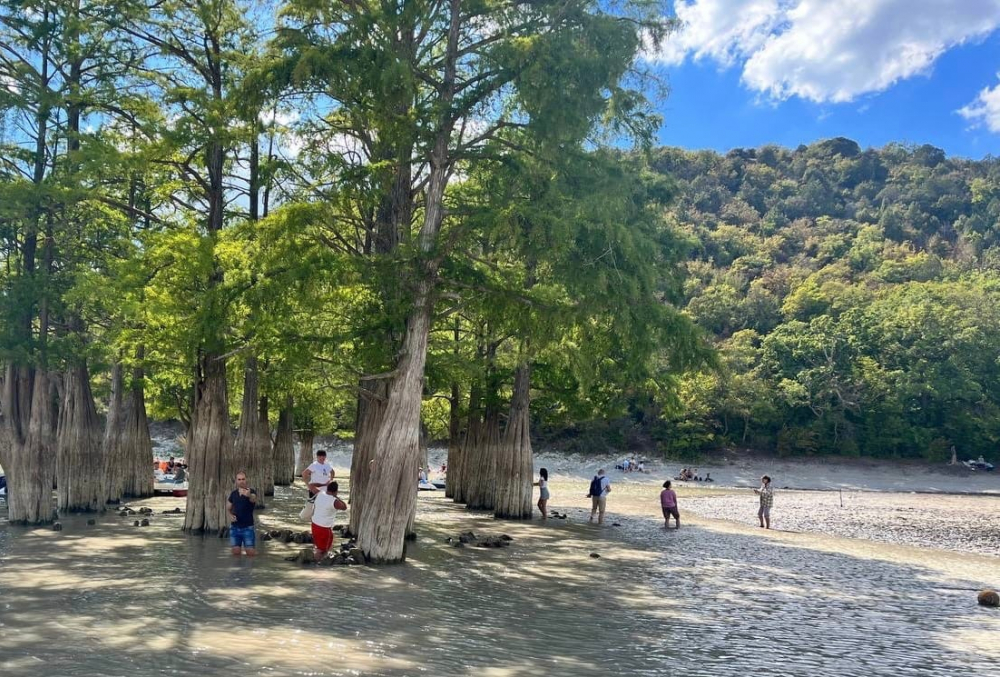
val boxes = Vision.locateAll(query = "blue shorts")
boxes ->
[230,525,256,548]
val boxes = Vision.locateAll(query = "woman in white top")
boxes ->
[534,468,550,519]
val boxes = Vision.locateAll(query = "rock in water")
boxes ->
[589,553,600,558]
[52,522,63,531]
[140,519,150,527]
[86,519,96,526]
[979,590,1000,607]
[348,548,365,563]
[260,532,273,542]
[133,520,140,527]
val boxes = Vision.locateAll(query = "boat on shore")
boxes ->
[154,474,188,497]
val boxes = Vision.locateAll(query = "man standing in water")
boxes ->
[303,449,334,496]
[588,468,611,524]
[754,475,773,529]
[312,481,348,561]
[227,471,258,556]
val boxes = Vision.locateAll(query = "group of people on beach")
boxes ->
[225,449,778,559]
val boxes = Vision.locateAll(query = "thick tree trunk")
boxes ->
[102,362,126,503]
[494,364,534,519]
[56,363,104,512]
[348,376,389,536]
[465,406,500,511]
[452,382,482,505]
[233,357,272,503]
[183,354,233,533]
[258,395,274,497]
[444,382,461,499]
[121,360,153,498]
[5,368,57,524]
[273,397,295,486]
[355,298,433,563]
[296,428,315,476]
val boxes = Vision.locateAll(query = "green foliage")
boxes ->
[660,140,1000,460]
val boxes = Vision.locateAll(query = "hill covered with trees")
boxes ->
[648,138,1000,461]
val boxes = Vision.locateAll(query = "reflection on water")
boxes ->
[1,480,998,676]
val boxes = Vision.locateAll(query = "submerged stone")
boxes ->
[979,590,1000,607]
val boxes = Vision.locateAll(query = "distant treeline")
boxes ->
[643,138,1000,460]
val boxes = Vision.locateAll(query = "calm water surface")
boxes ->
[1,480,998,676]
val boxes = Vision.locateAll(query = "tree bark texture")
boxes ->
[56,363,104,512]
[259,395,274,497]
[233,357,272,501]
[464,407,500,511]
[452,382,482,505]
[296,428,315,476]
[444,382,461,499]
[4,367,57,523]
[348,376,389,536]
[183,354,233,533]
[355,299,432,563]
[102,362,126,503]
[273,398,295,486]
[493,365,534,519]
[121,361,153,498]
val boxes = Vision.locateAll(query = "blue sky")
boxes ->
[646,0,1000,159]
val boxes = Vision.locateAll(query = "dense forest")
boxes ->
[649,138,1000,461]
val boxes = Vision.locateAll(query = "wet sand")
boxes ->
[680,488,1000,557]
[1,474,999,677]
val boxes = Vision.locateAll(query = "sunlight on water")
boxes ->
[0,479,998,676]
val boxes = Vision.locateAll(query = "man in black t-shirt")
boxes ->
[227,471,258,556]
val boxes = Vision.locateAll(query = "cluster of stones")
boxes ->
[446,531,513,549]
[262,528,314,545]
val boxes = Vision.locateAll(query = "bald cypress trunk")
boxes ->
[355,294,432,563]
[348,376,389,537]
[233,357,272,503]
[102,362,126,504]
[465,406,500,511]
[273,397,295,486]
[56,363,104,512]
[183,353,233,533]
[494,364,534,519]
[296,428,315,477]
[258,395,274,497]
[4,367,56,524]
[121,359,153,498]
[444,383,461,499]
[452,382,482,505]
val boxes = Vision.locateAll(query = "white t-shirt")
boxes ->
[306,461,333,488]
[312,491,342,528]
[599,476,611,496]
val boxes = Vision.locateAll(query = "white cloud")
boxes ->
[652,0,1000,104]
[959,75,1000,132]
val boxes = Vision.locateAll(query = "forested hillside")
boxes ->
[649,138,1000,460]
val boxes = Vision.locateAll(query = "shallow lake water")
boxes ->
[1,479,998,676]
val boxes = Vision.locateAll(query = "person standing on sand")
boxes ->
[754,475,773,529]
[588,469,611,524]
[660,481,679,529]
[227,471,258,556]
[535,468,550,519]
